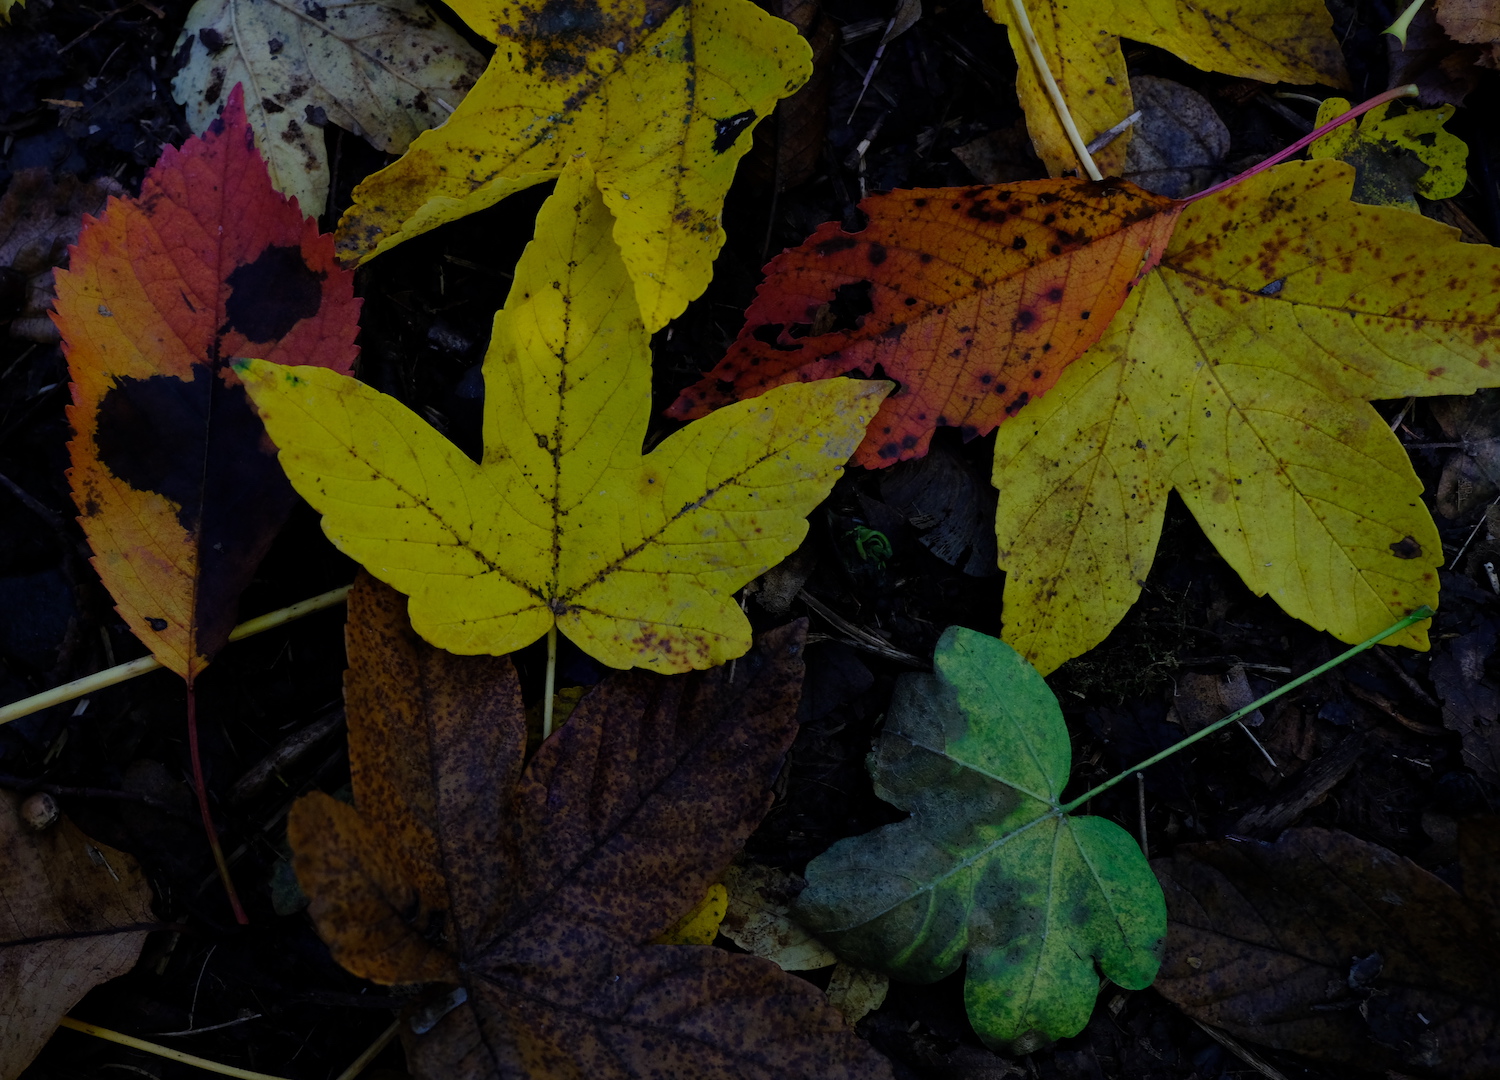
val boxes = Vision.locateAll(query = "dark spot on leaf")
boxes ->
[225,244,324,343]
[712,110,757,153]
[867,242,887,265]
[815,236,857,256]
[1014,309,1035,329]
[93,367,299,658]
[146,617,168,631]
[1012,236,1027,250]
[1389,536,1423,559]
[878,442,900,459]
[1046,287,1063,302]
[198,28,228,53]
[1006,391,1030,414]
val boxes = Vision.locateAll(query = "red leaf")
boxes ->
[668,179,1179,467]
[56,84,359,679]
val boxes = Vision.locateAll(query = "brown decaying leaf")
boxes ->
[291,574,891,1079]
[1,791,156,1080]
[1431,623,1500,785]
[1121,77,1230,200]
[1153,825,1500,1077]
[743,0,836,193]
[1389,2,1487,106]
[0,170,121,344]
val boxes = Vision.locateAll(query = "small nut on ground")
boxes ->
[20,791,60,831]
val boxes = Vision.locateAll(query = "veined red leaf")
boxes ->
[55,84,360,680]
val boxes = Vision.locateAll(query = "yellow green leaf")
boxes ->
[995,160,1500,674]
[335,0,811,332]
[982,0,1347,177]
[0,0,25,21]
[1311,96,1468,209]
[652,883,729,946]
[242,160,886,672]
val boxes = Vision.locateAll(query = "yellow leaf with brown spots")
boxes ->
[334,0,811,331]
[995,160,1500,673]
[982,0,1347,178]
[240,160,886,672]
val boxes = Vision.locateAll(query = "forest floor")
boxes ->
[2,0,1500,1076]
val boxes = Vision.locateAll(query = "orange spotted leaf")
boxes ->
[667,179,1180,468]
[55,84,360,680]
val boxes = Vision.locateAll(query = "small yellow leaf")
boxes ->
[242,160,887,671]
[1311,97,1468,209]
[336,0,811,331]
[653,883,729,946]
[996,160,1500,673]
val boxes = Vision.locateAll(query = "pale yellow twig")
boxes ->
[57,1018,292,1080]
[542,623,558,739]
[1004,0,1102,180]
[0,586,351,725]
[332,1020,401,1080]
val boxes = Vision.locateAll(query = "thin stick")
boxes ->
[1135,772,1148,860]
[1181,85,1419,206]
[0,586,351,725]
[332,1020,401,1080]
[57,1018,292,1080]
[1059,606,1432,815]
[1005,0,1102,180]
[188,681,248,925]
[542,624,558,739]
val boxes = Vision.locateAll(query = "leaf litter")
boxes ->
[7,0,1500,1077]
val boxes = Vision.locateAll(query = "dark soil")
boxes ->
[3,0,1499,1076]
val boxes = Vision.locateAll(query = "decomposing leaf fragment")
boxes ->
[669,179,1180,467]
[173,0,486,217]
[720,862,838,971]
[994,160,1500,674]
[1436,0,1500,65]
[796,626,1163,1051]
[241,161,885,672]
[335,0,812,330]
[1,791,156,1080]
[1311,96,1467,209]
[290,575,892,1079]
[982,0,1347,176]
[1154,823,1500,1077]
[56,86,359,680]
[0,169,121,344]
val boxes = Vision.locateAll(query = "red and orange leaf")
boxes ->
[668,179,1179,468]
[56,85,359,680]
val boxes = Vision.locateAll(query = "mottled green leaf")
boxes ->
[795,627,1164,1051]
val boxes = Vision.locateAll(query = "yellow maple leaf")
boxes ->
[241,161,886,672]
[983,0,1348,177]
[334,0,811,332]
[995,160,1500,674]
